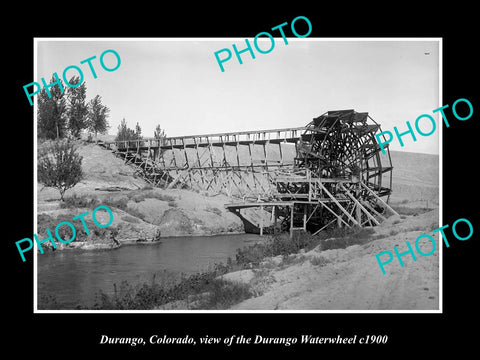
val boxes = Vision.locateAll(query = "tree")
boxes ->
[37,75,67,140]
[87,95,110,138]
[135,122,142,139]
[154,124,167,155]
[154,124,166,140]
[66,76,88,138]
[115,118,137,141]
[37,140,83,201]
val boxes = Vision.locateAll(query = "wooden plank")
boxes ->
[359,181,399,216]
[317,182,359,225]
[318,202,351,228]
[339,184,380,225]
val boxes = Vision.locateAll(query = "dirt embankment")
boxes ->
[218,209,439,310]
[36,142,244,251]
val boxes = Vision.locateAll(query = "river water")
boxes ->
[37,233,263,309]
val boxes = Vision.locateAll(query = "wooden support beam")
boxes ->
[273,205,277,234]
[290,205,294,238]
[319,201,351,228]
[359,181,399,216]
[318,182,359,226]
[312,218,337,236]
[260,205,264,236]
[339,184,380,225]
[303,203,307,231]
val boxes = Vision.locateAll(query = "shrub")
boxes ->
[320,227,376,251]
[90,262,238,310]
[194,279,253,310]
[37,212,100,244]
[310,256,329,267]
[37,140,83,201]
[235,232,322,267]
[60,194,99,209]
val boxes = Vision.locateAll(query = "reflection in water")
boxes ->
[37,234,261,309]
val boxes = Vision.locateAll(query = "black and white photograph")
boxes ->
[6,5,478,356]
[34,38,441,312]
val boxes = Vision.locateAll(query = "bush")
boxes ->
[91,262,236,310]
[235,232,322,267]
[195,279,253,310]
[310,256,329,267]
[320,227,377,251]
[37,140,83,201]
[37,212,100,244]
[60,194,99,209]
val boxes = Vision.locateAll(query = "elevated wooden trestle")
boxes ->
[99,110,397,236]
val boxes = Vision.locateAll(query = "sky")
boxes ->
[36,38,440,154]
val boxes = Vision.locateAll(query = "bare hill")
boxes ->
[388,150,439,206]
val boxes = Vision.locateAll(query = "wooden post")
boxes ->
[278,142,283,166]
[260,205,264,236]
[318,182,360,226]
[273,205,277,234]
[356,203,362,225]
[340,184,380,226]
[303,203,307,231]
[290,204,294,238]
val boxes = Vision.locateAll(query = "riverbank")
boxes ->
[225,208,439,310]
[74,206,438,311]
[37,233,263,310]
[152,207,439,310]
[36,190,245,252]
[36,142,245,252]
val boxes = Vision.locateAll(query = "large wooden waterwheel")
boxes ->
[296,109,393,200]
[275,109,394,233]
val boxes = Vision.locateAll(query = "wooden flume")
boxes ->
[100,110,397,237]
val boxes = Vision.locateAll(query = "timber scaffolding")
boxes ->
[99,109,398,237]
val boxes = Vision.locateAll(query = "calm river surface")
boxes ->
[37,233,263,309]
